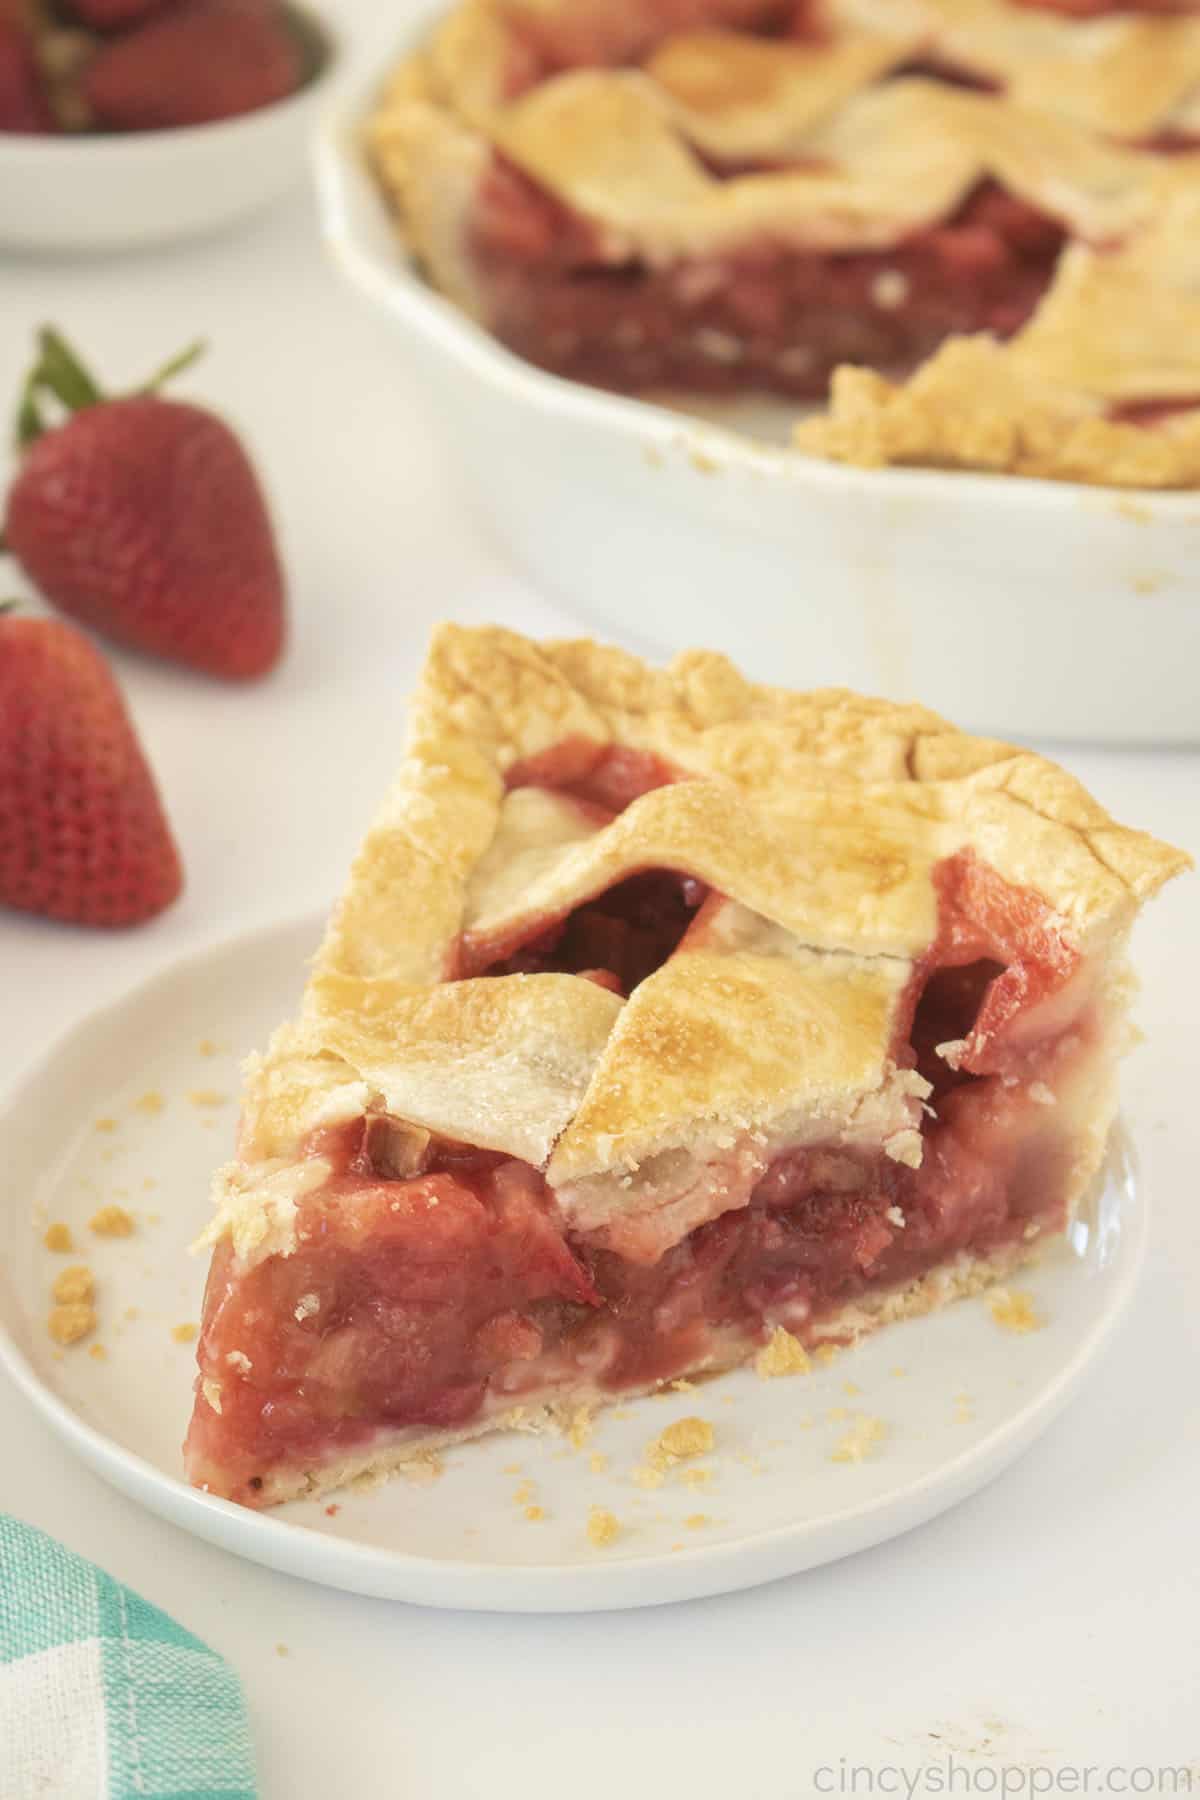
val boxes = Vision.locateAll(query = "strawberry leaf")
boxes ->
[37,328,103,413]
[15,370,45,450]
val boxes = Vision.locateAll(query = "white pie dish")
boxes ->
[0,913,1147,1612]
[0,9,337,254]
[313,10,1200,746]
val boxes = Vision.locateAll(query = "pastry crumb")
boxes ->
[842,1381,862,1396]
[226,1350,252,1373]
[588,1451,608,1475]
[171,1323,198,1344]
[891,1366,908,1378]
[501,1461,523,1475]
[831,1415,886,1463]
[43,1223,73,1253]
[188,1089,228,1109]
[814,1343,840,1366]
[755,1326,810,1379]
[989,1288,1044,1334]
[142,1178,157,1192]
[524,1505,545,1522]
[89,1204,134,1238]
[198,1038,220,1056]
[400,1452,443,1486]
[513,1479,536,1506]
[682,1466,712,1489]
[275,1643,289,1658]
[202,1378,223,1415]
[567,1403,593,1449]
[650,1416,714,1467]
[124,1307,139,1322]
[88,1343,107,1362]
[134,1091,165,1115]
[670,1377,695,1392]
[52,1266,94,1305]
[685,1513,710,1530]
[632,1465,665,1491]
[48,1302,97,1346]
[94,1117,118,1134]
[587,1505,620,1547]
[826,1406,849,1422]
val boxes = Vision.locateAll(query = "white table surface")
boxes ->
[2,9,1198,1791]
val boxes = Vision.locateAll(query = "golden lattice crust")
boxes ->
[367,0,1200,488]
[200,625,1188,1267]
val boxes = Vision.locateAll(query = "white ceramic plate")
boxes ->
[0,917,1144,1613]
[315,9,1200,745]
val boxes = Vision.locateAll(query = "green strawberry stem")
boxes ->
[138,340,207,393]
[11,326,208,452]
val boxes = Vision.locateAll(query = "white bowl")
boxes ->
[314,14,1200,745]
[0,15,336,253]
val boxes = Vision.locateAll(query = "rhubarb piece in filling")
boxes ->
[185,628,1188,1508]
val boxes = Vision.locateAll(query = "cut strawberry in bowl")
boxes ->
[0,2,336,251]
[184,626,1189,1510]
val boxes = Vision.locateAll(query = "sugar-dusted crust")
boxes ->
[216,1228,1059,1509]
[365,0,1200,489]
[196,624,1187,1269]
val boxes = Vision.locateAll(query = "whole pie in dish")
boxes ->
[186,627,1187,1508]
[367,0,1200,488]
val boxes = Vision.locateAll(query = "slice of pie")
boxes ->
[367,0,1200,487]
[185,626,1188,1507]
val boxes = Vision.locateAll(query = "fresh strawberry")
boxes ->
[0,613,182,927]
[0,22,54,132]
[66,0,170,31]
[5,329,286,681]
[84,0,301,130]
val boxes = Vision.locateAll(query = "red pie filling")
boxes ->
[187,848,1100,1505]
[462,869,709,993]
[468,167,1067,398]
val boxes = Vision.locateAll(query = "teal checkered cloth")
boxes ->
[0,1515,257,1799]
